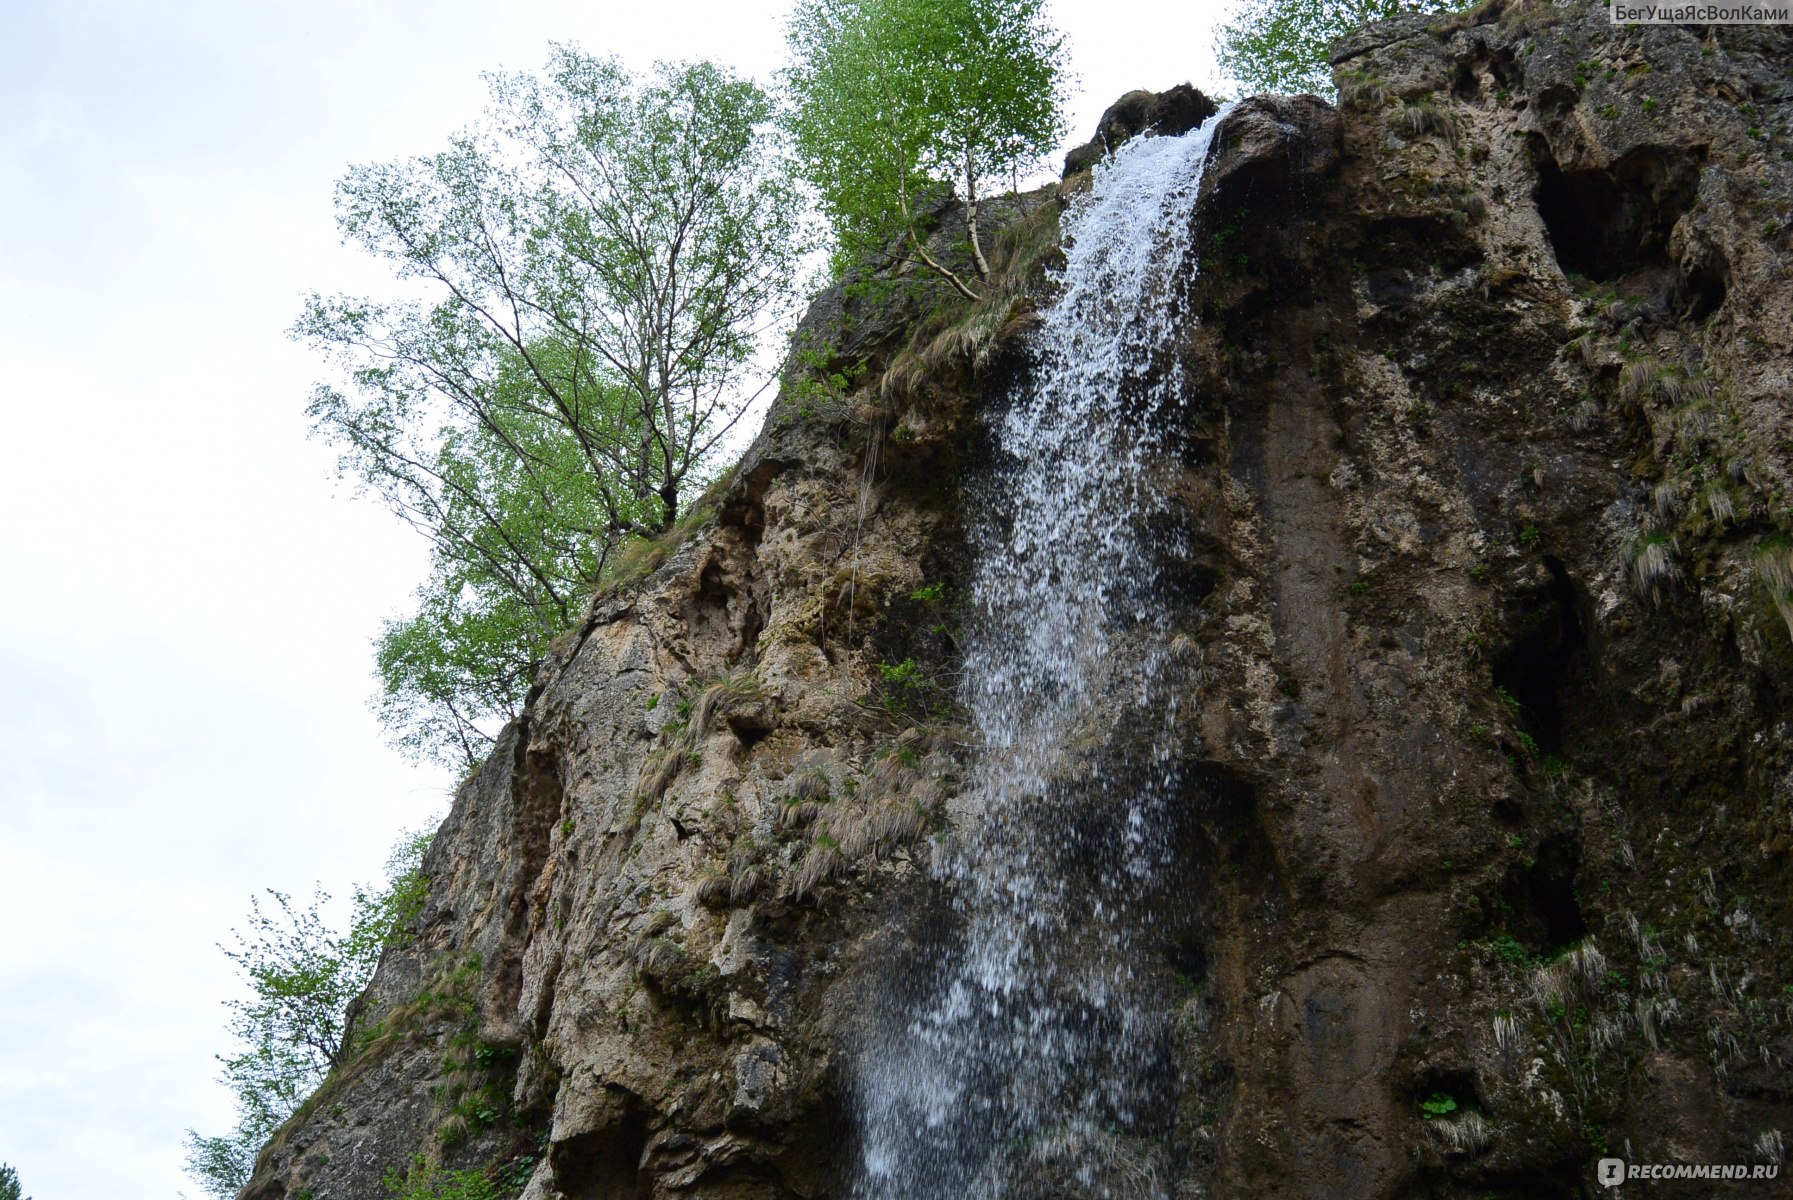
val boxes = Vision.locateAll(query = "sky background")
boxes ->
[0,0,1228,1194]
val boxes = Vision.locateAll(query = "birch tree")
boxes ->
[299,49,806,765]
[782,0,1067,298]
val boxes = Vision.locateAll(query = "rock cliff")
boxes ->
[246,2,1793,1196]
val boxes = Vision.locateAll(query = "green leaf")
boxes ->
[1420,1091,1459,1118]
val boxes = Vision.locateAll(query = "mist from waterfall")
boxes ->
[851,108,1234,1200]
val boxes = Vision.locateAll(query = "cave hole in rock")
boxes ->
[552,1097,652,1200]
[1532,140,1702,282]
[1536,84,1579,126]
[689,557,735,646]
[1675,244,1729,322]
[726,709,774,751]
[1489,48,1522,94]
[1411,1066,1485,1116]
[1505,834,1590,954]
[1492,556,1586,754]
[1168,936,1209,989]
[686,542,766,667]
[1452,59,1481,101]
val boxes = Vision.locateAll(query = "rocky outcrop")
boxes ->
[246,3,1793,1197]
[1062,83,1220,175]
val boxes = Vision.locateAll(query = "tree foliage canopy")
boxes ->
[782,0,1067,297]
[1216,0,1458,96]
[299,48,806,766]
[183,832,432,1199]
[0,1164,29,1200]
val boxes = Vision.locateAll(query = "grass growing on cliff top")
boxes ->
[597,463,741,597]
[878,191,1063,404]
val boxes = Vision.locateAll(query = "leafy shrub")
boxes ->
[1420,1092,1459,1118]
[383,1157,499,1200]
[1490,934,1530,965]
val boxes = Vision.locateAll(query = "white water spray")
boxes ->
[852,109,1233,1200]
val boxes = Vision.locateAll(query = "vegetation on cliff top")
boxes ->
[1217,0,1465,95]
[295,0,1084,769]
[781,0,1067,298]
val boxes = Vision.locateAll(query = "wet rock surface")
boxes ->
[1062,83,1221,176]
[247,4,1793,1197]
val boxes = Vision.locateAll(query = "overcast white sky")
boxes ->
[0,0,1229,1194]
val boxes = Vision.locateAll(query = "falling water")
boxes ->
[851,109,1234,1200]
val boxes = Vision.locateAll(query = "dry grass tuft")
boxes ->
[1658,371,1713,406]
[790,768,832,803]
[633,935,683,976]
[728,864,765,905]
[1676,402,1719,452]
[692,870,733,910]
[1652,481,1682,521]
[1753,536,1793,642]
[878,196,1061,405]
[1338,72,1392,109]
[1429,1110,1493,1155]
[641,749,685,807]
[1392,97,1458,144]
[1567,398,1601,433]
[789,837,846,899]
[1625,531,1676,605]
[1620,357,1661,404]
[776,798,824,831]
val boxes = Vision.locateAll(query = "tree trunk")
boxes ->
[965,149,991,280]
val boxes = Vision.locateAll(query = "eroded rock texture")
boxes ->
[246,3,1793,1197]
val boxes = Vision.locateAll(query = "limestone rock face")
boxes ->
[247,5,1793,1197]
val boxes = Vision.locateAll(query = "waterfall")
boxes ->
[851,107,1234,1200]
